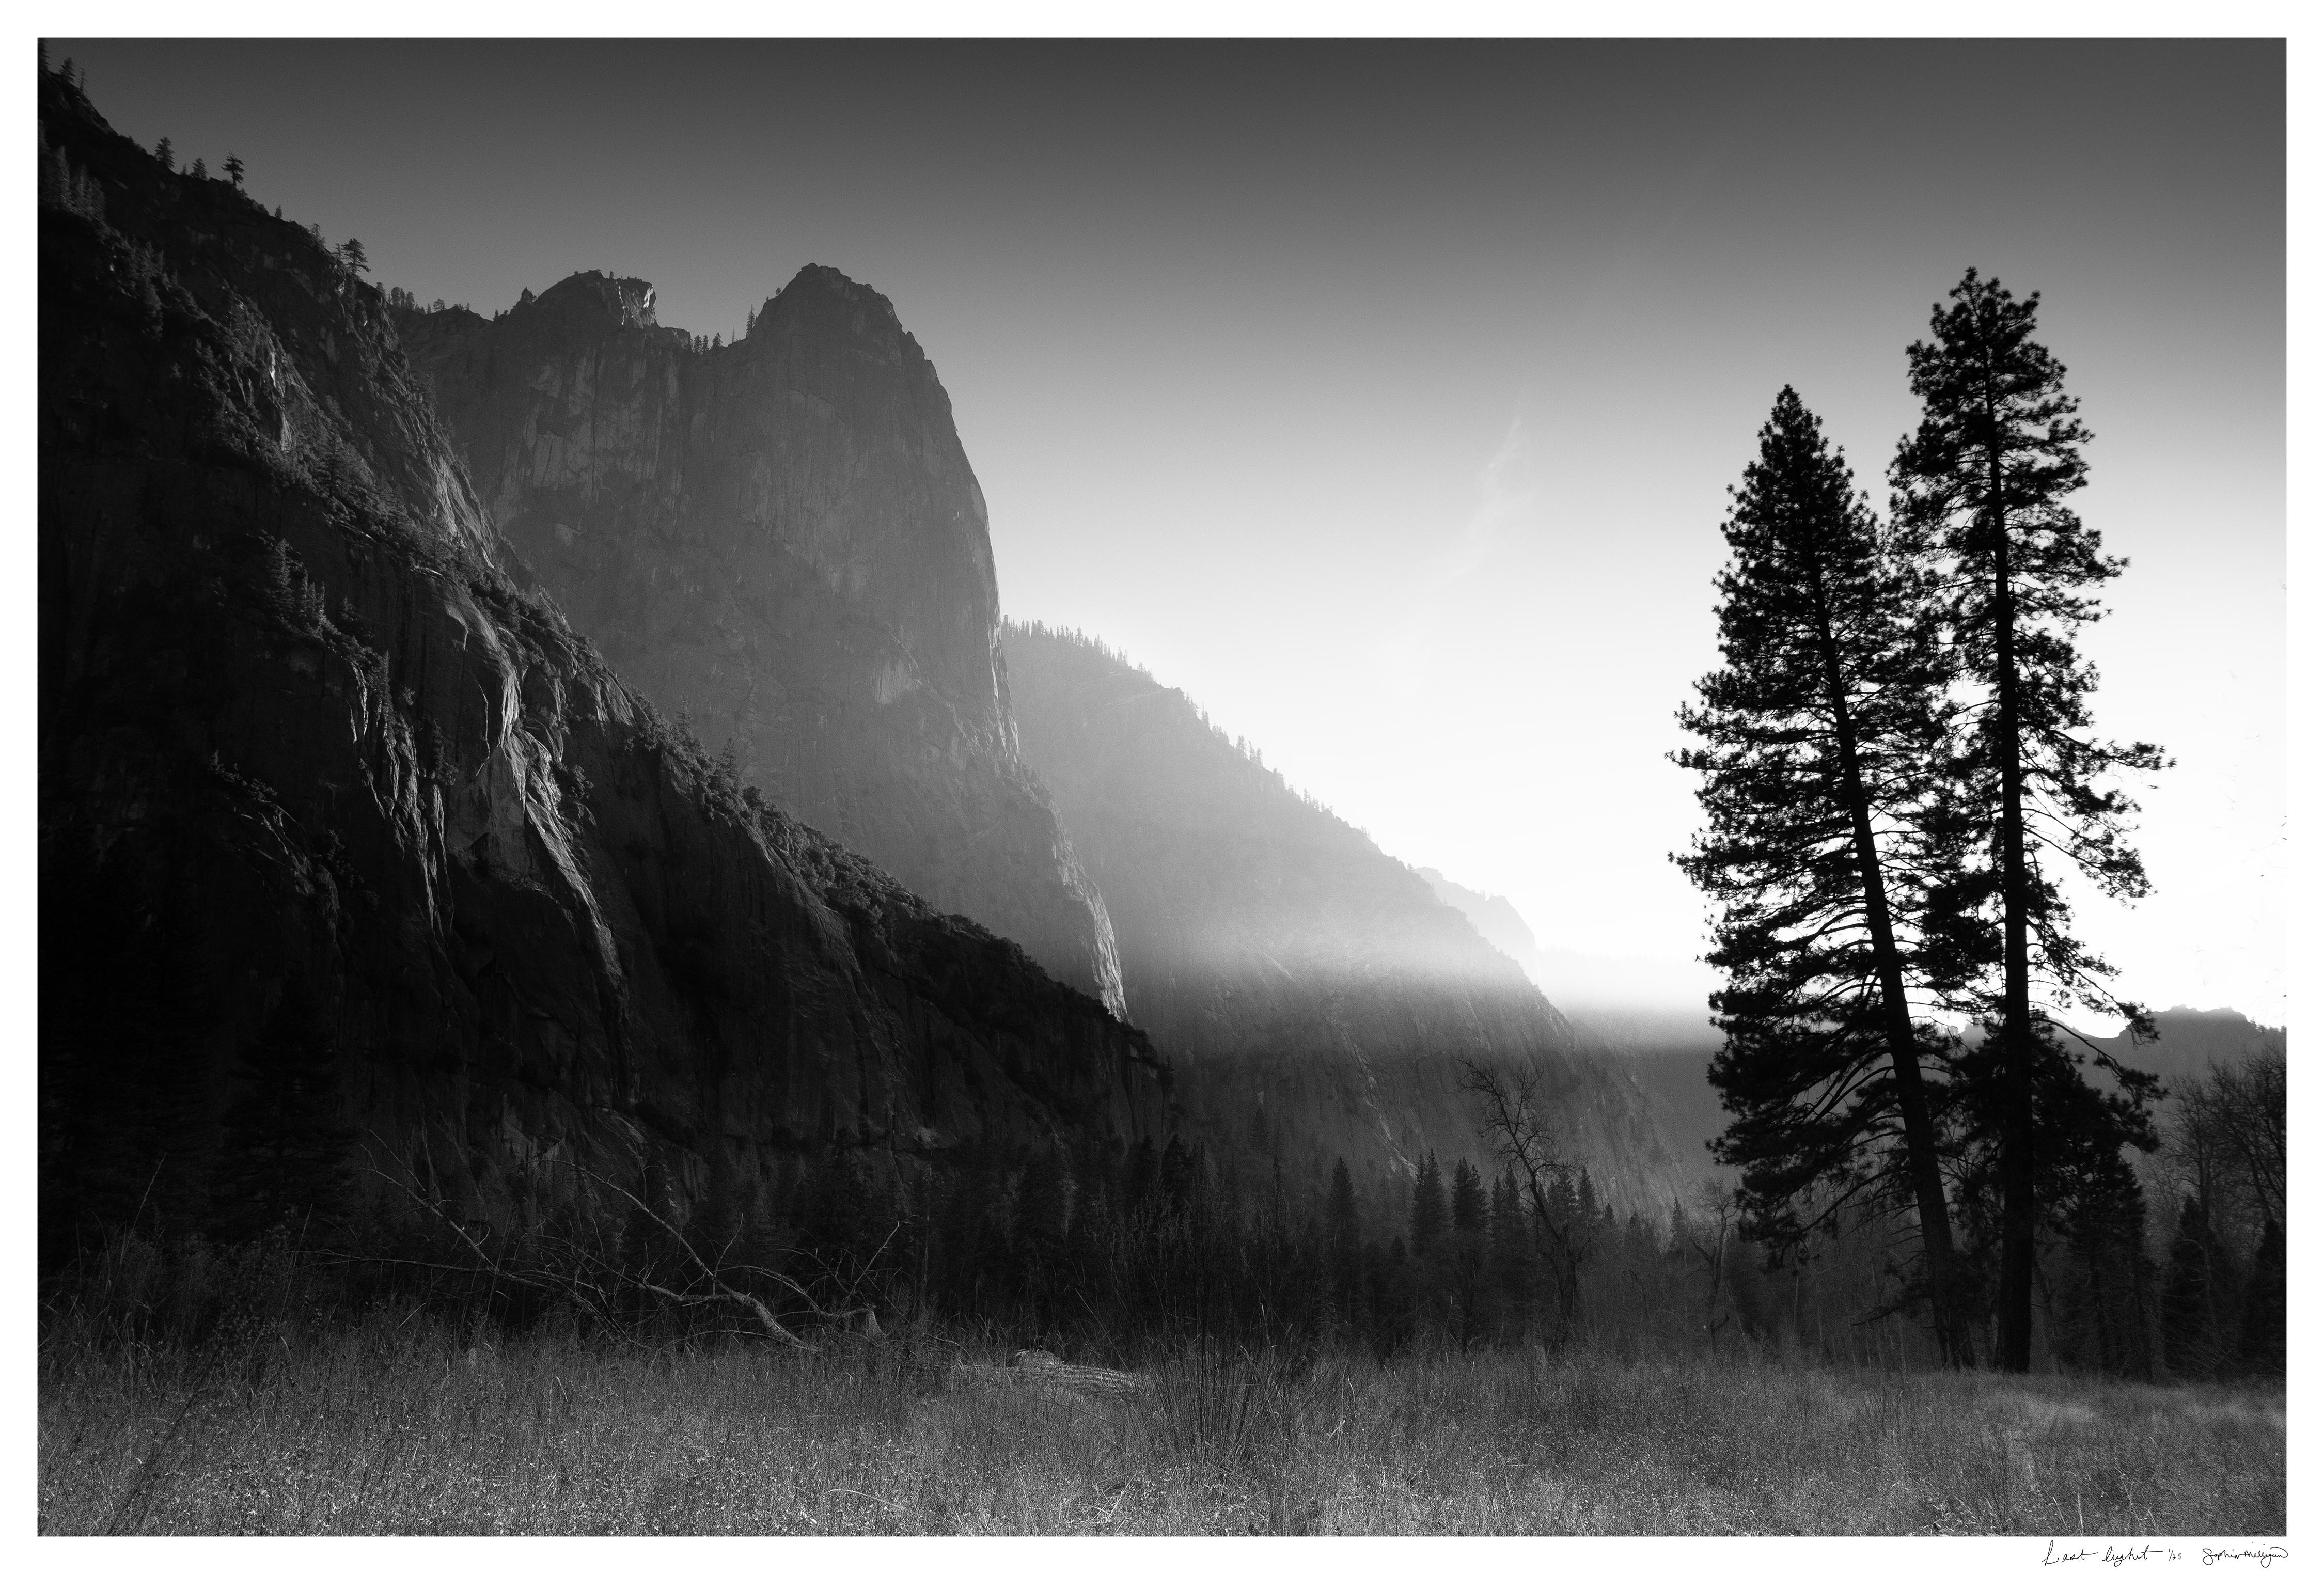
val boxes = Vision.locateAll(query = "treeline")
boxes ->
[2118,1047,2286,1380]
[37,1116,1754,1363]
[43,983,2280,1382]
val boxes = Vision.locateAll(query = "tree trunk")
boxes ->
[1990,442,2036,1375]
[1809,583,1972,1368]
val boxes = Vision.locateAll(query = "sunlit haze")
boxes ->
[56,38,2286,1030]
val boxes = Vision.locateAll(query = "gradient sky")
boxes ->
[54,39,2287,1028]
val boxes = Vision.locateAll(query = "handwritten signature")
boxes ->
[2043,1545,2288,1569]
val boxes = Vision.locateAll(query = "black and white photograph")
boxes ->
[30,21,2293,1549]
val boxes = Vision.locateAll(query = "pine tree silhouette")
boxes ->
[2160,1198,2219,1378]
[208,969,352,1242]
[1326,1157,1362,1322]
[1678,385,1971,1364]
[2237,1217,2284,1376]
[1410,1151,1448,1257]
[1450,1158,1486,1235]
[1893,269,2166,1372]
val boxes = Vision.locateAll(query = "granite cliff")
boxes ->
[37,75,1165,1258]
[1000,624,1687,1218]
[394,268,1127,1017]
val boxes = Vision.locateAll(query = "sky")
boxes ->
[50,38,2288,1029]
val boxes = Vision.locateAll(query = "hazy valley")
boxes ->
[35,48,2286,1545]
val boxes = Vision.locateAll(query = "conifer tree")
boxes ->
[1119,1137,1158,1226]
[1159,1135,1201,1221]
[190,156,206,179]
[154,135,173,170]
[2160,1197,2219,1378]
[224,152,243,188]
[1245,1101,1271,1156]
[1443,1157,1490,1344]
[1326,1157,1362,1319]
[1409,1152,1448,1257]
[1064,1145,1115,1300]
[1676,386,1972,1363]
[795,1148,875,1289]
[935,1151,998,1312]
[1489,1171,1530,1330]
[1450,1158,1486,1235]
[2237,1217,2284,1376]
[209,969,352,1241]
[1892,268,2165,1372]
[1015,1146,1070,1319]
[2053,1160,2154,1377]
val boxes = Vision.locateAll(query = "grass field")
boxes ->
[37,1309,2284,1535]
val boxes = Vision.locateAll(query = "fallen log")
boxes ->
[952,1348,1150,1397]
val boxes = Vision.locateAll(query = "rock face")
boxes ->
[394,267,1127,1018]
[1000,624,1686,1217]
[36,76,1165,1256]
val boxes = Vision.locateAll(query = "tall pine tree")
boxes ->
[2237,1217,2285,1377]
[1892,269,2165,1372]
[1449,1158,1486,1235]
[1325,1157,1363,1325]
[1409,1152,1448,1258]
[2160,1197,2221,1378]
[1676,386,1972,1363]
[210,968,351,1242]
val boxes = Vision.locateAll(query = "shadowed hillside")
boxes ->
[1001,622,1687,1217]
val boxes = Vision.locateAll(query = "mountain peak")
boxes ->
[777,261,891,310]
[528,270,660,330]
[754,263,916,354]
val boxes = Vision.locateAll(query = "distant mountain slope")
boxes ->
[396,266,1126,1017]
[37,73,1165,1256]
[1001,624,1686,1217]
[1419,868,1725,1179]
[2097,1008,2286,1092]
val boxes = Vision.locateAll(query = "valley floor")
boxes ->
[38,1317,2283,1535]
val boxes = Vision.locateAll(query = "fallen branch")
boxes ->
[953,1348,1150,1397]
[351,1143,831,1351]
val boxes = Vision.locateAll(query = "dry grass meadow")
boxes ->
[38,1310,2284,1536]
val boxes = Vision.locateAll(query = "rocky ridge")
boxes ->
[36,75,1166,1254]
